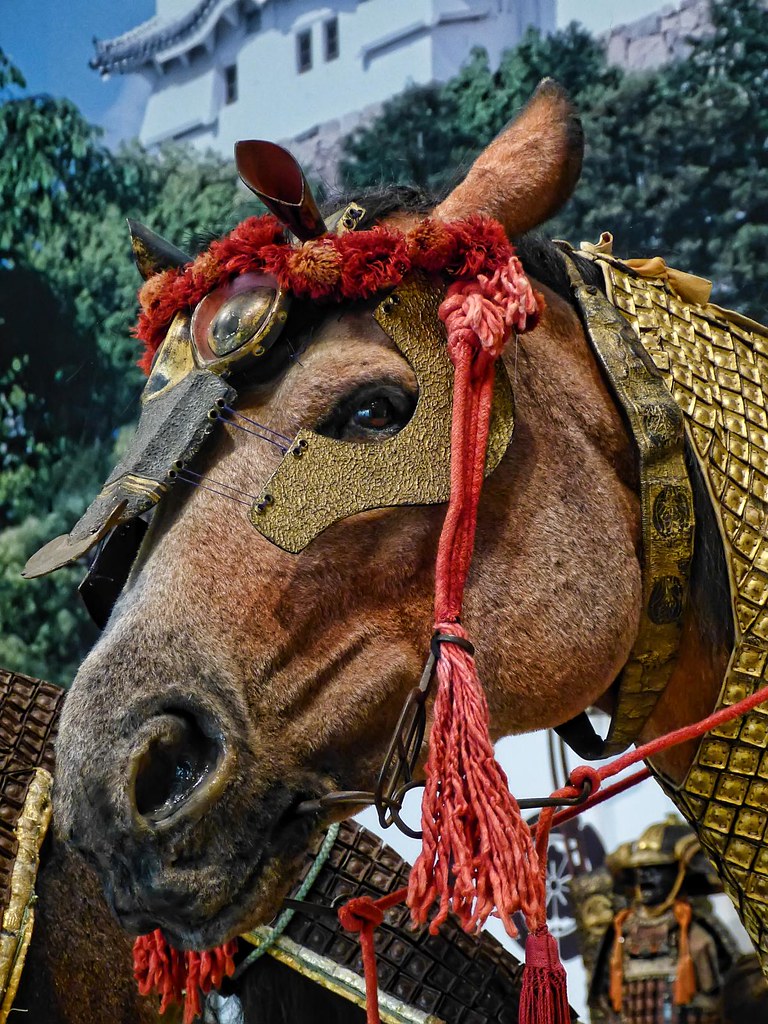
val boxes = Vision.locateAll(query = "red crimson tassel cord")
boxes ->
[131,675,768,1023]
[406,257,570,1024]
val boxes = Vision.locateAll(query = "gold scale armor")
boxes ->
[574,238,768,974]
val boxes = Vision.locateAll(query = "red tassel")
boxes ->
[519,928,570,1024]
[133,930,237,1023]
[407,261,544,938]
[408,626,542,935]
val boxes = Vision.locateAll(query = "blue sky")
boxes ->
[2,0,666,142]
[2,1,154,125]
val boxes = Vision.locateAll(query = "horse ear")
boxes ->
[435,79,583,235]
[127,219,191,280]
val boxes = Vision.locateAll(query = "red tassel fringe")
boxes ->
[520,929,570,1024]
[407,626,542,936]
[408,261,545,939]
[133,929,237,1024]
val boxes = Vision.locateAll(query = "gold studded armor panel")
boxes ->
[0,669,63,1021]
[583,249,768,973]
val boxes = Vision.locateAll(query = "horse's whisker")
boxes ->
[178,469,261,502]
[219,416,289,454]
[176,474,253,508]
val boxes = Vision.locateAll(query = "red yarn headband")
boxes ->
[134,213,542,373]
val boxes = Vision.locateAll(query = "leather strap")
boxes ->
[555,256,695,759]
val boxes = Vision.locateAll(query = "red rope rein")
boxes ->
[339,680,768,1024]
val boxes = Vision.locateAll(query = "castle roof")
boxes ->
[92,0,256,75]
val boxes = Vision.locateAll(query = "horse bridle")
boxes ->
[22,142,695,841]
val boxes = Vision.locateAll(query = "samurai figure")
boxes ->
[584,816,737,1024]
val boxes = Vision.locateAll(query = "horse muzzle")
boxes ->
[54,682,318,947]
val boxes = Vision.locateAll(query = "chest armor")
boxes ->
[581,243,768,975]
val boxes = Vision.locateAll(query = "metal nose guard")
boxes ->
[22,368,235,578]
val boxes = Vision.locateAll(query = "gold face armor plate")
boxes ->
[248,274,516,553]
[24,272,515,574]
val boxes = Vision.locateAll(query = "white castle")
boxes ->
[93,0,555,177]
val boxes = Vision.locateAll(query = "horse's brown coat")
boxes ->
[52,82,720,960]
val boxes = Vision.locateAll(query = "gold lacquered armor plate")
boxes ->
[567,266,694,756]
[588,249,768,973]
[248,274,515,553]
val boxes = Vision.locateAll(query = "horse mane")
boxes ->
[326,184,604,300]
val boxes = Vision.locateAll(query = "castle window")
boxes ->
[324,17,339,61]
[224,64,238,104]
[245,7,262,33]
[297,29,312,73]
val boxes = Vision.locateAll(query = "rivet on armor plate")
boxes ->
[728,747,760,775]
[735,808,767,843]
[714,774,748,805]
[740,715,768,748]
[702,804,735,834]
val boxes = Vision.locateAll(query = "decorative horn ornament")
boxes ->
[235,140,326,240]
[126,219,191,280]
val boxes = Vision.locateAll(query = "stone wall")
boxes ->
[279,100,383,193]
[604,0,713,71]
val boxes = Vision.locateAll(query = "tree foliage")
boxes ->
[0,48,246,684]
[341,0,768,319]
[2,0,768,684]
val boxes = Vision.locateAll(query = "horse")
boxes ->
[22,79,766,1018]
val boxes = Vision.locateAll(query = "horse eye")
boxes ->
[353,397,397,430]
[318,385,416,441]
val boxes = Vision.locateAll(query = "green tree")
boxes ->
[339,23,620,194]
[341,0,768,320]
[0,47,247,684]
[550,0,768,318]
[339,83,470,193]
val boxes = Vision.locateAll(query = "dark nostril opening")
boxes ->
[133,712,222,824]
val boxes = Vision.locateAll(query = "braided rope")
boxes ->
[238,821,341,976]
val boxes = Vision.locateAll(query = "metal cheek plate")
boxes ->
[23,368,235,578]
[143,313,196,403]
[247,274,515,553]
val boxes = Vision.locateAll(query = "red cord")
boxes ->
[541,680,768,839]
[343,682,768,1023]
[409,262,545,940]
[337,888,409,1024]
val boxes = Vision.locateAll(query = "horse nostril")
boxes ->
[131,712,222,826]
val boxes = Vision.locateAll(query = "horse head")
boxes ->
[41,83,647,950]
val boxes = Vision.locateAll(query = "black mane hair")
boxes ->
[323,186,604,299]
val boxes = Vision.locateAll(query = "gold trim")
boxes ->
[0,768,53,1022]
[243,931,444,1024]
[100,474,167,504]
[566,260,694,756]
